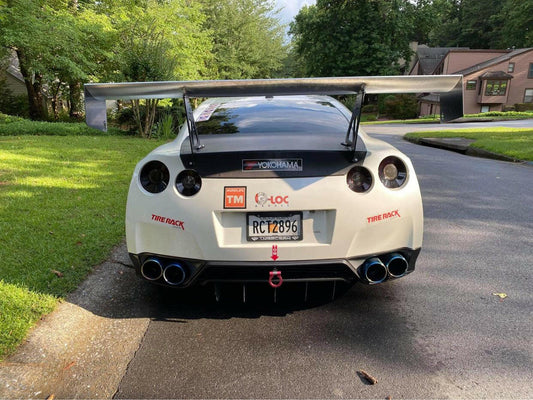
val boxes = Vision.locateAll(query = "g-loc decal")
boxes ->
[151,214,185,230]
[242,159,303,172]
[255,192,289,207]
[224,186,246,209]
[367,210,401,224]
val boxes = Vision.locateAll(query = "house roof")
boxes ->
[454,48,533,76]
[411,45,469,75]
[3,51,24,83]
[479,71,513,79]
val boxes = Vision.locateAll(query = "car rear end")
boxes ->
[125,96,423,289]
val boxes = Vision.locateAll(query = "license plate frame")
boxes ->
[246,212,303,242]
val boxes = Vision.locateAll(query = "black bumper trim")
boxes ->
[129,247,420,288]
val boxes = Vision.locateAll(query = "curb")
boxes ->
[0,242,150,399]
[404,136,531,165]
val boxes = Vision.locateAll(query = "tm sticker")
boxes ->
[224,186,246,209]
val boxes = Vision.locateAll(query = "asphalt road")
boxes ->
[108,127,532,399]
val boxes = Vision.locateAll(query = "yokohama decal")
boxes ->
[151,214,185,230]
[367,210,401,223]
[242,159,303,172]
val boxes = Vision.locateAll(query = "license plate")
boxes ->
[246,212,303,241]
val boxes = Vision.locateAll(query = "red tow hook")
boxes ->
[269,270,283,288]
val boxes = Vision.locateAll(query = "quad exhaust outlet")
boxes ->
[359,253,409,284]
[163,263,187,286]
[141,258,163,281]
[140,258,187,286]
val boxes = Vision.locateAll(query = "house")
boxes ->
[0,51,26,97]
[408,45,533,115]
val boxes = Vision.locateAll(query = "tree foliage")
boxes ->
[200,0,286,79]
[290,0,415,77]
[425,0,532,49]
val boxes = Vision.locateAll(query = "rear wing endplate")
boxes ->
[85,75,463,132]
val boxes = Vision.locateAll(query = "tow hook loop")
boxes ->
[269,270,283,288]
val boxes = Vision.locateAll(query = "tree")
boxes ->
[0,0,114,120]
[290,0,415,77]
[112,0,212,137]
[498,0,533,48]
[200,0,287,79]
[425,0,532,49]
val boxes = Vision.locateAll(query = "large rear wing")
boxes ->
[84,75,463,132]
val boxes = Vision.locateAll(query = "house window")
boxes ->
[481,105,490,113]
[525,89,533,103]
[508,63,515,73]
[466,80,477,90]
[529,63,533,78]
[485,80,508,96]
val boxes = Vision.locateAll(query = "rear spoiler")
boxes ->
[85,75,463,131]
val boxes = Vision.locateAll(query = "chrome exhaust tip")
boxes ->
[163,263,186,286]
[385,253,409,278]
[360,257,388,284]
[141,258,163,281]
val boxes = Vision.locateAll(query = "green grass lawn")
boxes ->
[404,128,533,161]
[0,135,164,359]
[362,111,533,125]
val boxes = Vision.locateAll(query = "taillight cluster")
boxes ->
[346,156,407,193]
[139,161,202,197]
[176,169,202,196]
[140,161,169,194]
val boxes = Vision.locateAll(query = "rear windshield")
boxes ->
[195,96,349,135]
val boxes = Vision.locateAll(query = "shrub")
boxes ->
[362,104,378,113]
[0,118,127,136]
[383,94,418,120]
[152,113,176,139]
[515,103,533,112]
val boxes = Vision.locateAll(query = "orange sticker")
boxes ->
[224,187,246,209]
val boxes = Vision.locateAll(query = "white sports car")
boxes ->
[85,76,462,296]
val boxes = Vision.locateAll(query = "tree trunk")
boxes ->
[69,81,84,121]
[16,49,47,120]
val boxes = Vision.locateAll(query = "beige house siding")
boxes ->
[0,71,26,96]
[413,47,533,116]
[444,50,509,74]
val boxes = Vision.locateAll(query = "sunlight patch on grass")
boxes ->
[0,135,164,360]
[405,128,533,161]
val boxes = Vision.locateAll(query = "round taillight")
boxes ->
[140,161,169,193]
[176,169,202,196]
[346,166,372,193]
[378,156,407,189]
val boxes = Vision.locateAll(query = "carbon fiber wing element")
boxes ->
[85,75,463,131]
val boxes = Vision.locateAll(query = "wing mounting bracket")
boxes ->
[341,86,365,162]
[183,94,204,156]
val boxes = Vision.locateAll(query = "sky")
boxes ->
[274,0,316,27]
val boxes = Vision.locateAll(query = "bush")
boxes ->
[383,94,418,120]
[0,118,127,136]
[0,112,24,124]
[362,104,378,113]
[515,103,533,112]
[466,111,533,118]
[152,113,176,139]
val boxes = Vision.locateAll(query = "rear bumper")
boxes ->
[129,248,420,288]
